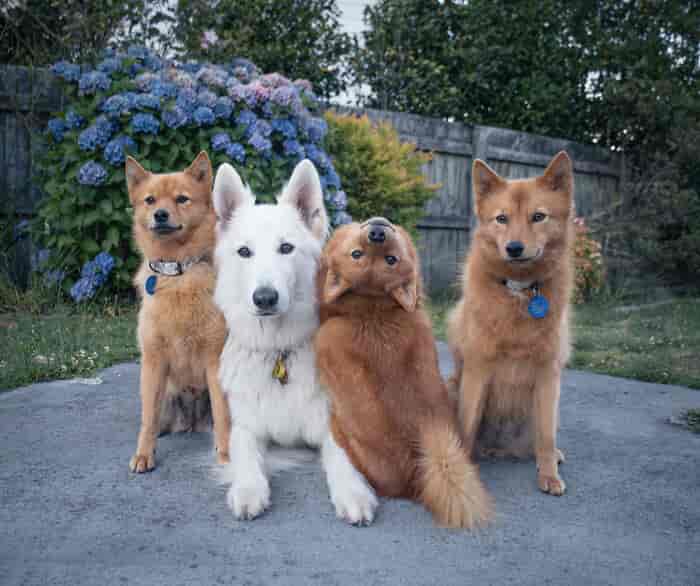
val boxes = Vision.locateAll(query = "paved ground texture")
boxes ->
[1,343,699,586]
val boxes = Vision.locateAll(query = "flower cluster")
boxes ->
[572,217,605,303]
[69,252,115,302]
[41,46,351,301]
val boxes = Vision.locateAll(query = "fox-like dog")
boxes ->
[126,152,231,473]
[448,151,574,496]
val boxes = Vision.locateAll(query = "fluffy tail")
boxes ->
[417,420,492,528]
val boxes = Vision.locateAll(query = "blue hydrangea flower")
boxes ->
[323,168,341,190]
[253,119,272,137]
[78,161,108,186]
[225,142,246,163]
[271,118,297,139]
[248,133,272,156]
[330,190,347,210]
[104,135,136,166]
[127,45,149,60]
[94,251,115,275]
[135,93,161,110]
[78,71,111,96]
[304,144,329,170]
[270,86,298,107]
[101,94,131,118]
[51,61,81,82]
[176,88,198,113]
[211,133,232,152]
[162,106,189,129]
[333,211,352,226]
[305,117,328,143]
[236,110,257,128]
[197,89,217,108]
[192,106,215,127]
[283,139,304,159]
[213,96,233,119]
[70,277,98,302]
[78,117,115,151]
[48,118,66,142]
[97,57,122,74]
[151,80,177,99]
[65,110,84,129]
[131,113,160,135]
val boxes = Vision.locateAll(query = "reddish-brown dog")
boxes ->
[447,152,574,496]
[316,218,491,527]
[126,152,231,473]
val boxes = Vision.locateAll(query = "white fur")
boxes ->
[213,160,378,524]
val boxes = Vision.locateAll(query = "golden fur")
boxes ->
[126,152,230,473]
[447,151,574,495]
[316,219,491,527]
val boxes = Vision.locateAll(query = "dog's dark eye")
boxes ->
[532,212,546,223]
[351,249,363,259]
[237,246,252,258]
[385,255,398,266]
[176,194,190,205]
[279,242,295,255]
[496,214,508,224]
[145,196,156,205]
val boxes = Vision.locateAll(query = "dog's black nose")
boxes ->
[154,209,169,224]
[368,225,386,243]
[506,241,525,258]
[253,286,279,310]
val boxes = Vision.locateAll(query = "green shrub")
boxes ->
[324,112,439,236]
[572,217,605,304]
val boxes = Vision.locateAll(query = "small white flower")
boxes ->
[201,30,219,50]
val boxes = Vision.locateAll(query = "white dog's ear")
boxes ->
[213,163,255,225]
[278,159,329,241]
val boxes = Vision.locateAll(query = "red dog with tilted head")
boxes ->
[447,152,574,496]
[316,218,491,528]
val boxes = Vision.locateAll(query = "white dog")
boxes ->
[212,159,378,525]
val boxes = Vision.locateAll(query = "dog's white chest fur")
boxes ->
[219,336,329,447]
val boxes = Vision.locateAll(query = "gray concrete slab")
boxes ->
[1,343,698,586]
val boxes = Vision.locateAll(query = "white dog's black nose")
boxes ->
[253,286,279,310]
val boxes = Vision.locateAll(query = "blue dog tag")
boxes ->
[528,295,549,319]
[145,275,157,296]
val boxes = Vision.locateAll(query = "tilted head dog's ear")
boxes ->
[278,159,329,241]
[213,163,255,225]
[390,227,421,312]
[185,150,212,186]
[125,156,150,201]
[323,264,352,304]
[472,159,506,215]
[538,151,574,199]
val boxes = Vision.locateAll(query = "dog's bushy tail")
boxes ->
[417,420,492,528]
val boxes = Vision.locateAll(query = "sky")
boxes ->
[336,0,376,105]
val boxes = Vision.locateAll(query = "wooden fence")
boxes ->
[0,65,623,293]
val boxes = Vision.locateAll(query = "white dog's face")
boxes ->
[213,160,329,323]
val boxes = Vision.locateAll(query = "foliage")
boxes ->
[35,47,349,300]
[0,0,175,66]
[572,217,605,304]
[323,112,439,236]
[175,0,352,99]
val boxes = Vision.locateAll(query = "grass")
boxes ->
[428,296,700,390]
[0,292,138,391]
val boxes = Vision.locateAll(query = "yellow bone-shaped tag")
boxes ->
[272,352,289,385]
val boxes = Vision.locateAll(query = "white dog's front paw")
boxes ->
[331,479,378,526]
[227,477,271,520]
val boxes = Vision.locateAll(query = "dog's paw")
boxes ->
[331,480,378,526]
[538,472,566,496]
[129,453,155,473]
[227,478,271,520]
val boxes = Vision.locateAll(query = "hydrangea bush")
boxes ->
[36,47,349,300]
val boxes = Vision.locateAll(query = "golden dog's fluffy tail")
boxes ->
[417,420,492,528]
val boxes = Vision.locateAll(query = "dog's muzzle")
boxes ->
[362,217,395,244]
[252,286,279,315]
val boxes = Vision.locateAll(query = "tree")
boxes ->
[175,0,352,99]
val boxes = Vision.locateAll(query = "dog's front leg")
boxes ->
[130,351,168,473]
[534,364,566,496]
[321,432,378,526]
[206,357,231,464]
[226,425,270,519]
[459,361,490,457]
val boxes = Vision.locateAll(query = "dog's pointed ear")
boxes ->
[125,156,150,198]
[278,159,329,241]
[213,163,255,225]
[391,281,418,312]
[323,267,352,304]
[185,151,212,186]
[538,151,574,196]
[472,159,505,213]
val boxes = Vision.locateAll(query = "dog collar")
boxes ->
[502,279,549,319]
[148,254,211,277]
